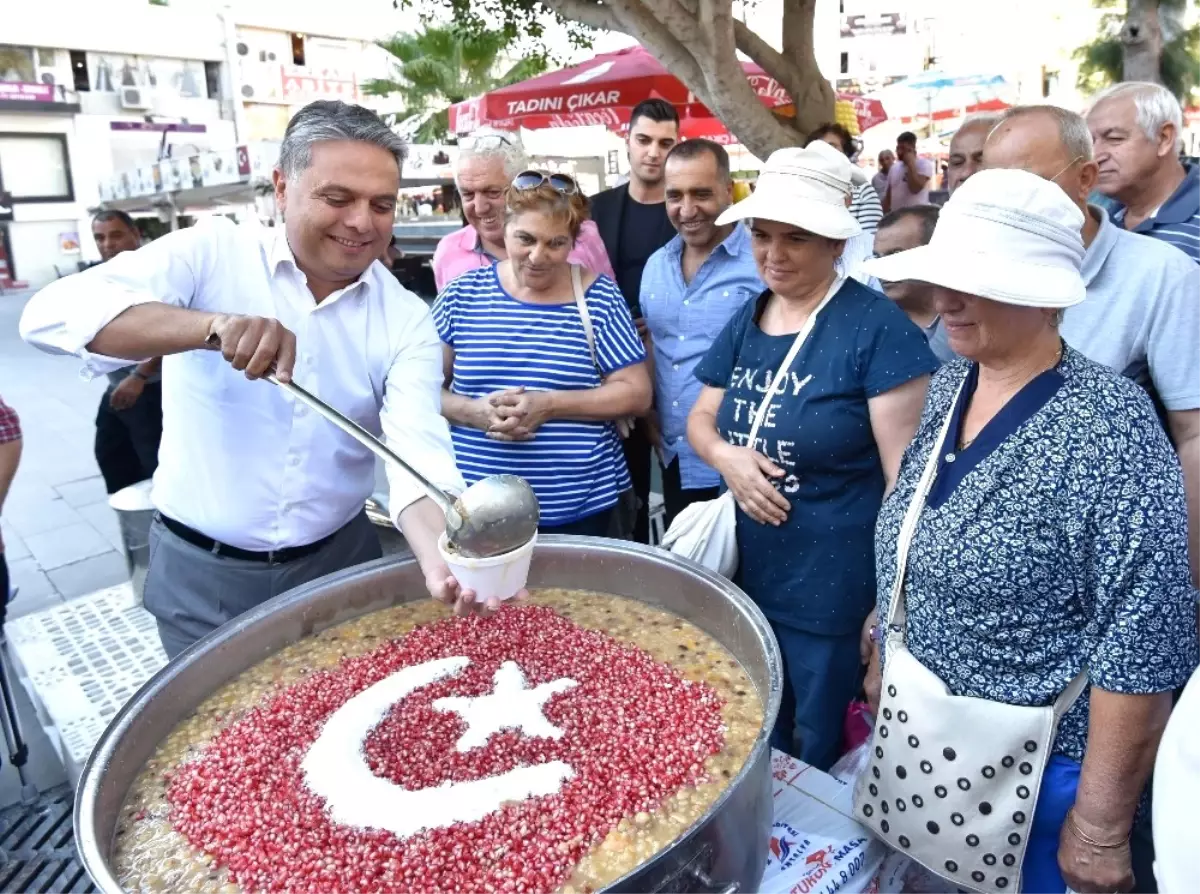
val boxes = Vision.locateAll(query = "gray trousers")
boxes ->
[144,513,383,660]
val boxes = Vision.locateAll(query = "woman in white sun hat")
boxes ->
[687,143,939,772]
[858,168,1196,894]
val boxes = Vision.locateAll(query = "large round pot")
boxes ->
[76,537,783,893]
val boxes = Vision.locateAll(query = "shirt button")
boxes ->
[723,290,729,296]
[672,401,679,407]
[289,455,301,467]
[678,335,685,341]
[673,364,680,371]
[683,300,690,306]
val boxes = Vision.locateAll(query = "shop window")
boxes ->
[0,133,74,202]
[290,33,306,67]
[840,52,849,75]
[69,50,90,91]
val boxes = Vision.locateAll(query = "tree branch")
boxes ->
[545,0,624,34]
[733,20,806,95]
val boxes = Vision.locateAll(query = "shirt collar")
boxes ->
[665,221,749,262]
[266,226,374,301]
[1155,161,1200,225]
[1081,204,1119,287]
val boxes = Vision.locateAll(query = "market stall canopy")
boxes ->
[862,71,1011,124]
[448,45,886,136]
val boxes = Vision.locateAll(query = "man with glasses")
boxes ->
[640,140,763,527]
[433,129,612,291]
[984,104,1200,597]
[590,98,681,543]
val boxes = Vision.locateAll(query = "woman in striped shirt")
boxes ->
[434,172,652,535]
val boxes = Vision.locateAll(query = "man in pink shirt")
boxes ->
[433,130,614,291]
[882,130,934,212]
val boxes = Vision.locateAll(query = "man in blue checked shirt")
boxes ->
[641,140,764,527]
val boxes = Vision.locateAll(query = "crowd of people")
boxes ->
[8,79,1200,894]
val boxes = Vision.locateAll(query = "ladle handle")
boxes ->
[204,334,461,528]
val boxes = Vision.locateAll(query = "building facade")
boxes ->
[0,0,403,287]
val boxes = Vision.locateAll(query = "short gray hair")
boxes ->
[278,101,407,181]
[993,105,1094,161]
[456,128,528,183]
[1087,81,1184,153]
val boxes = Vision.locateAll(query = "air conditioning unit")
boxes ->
[120,86,150,109]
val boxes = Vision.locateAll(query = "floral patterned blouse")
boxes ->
[876,345,1199,761]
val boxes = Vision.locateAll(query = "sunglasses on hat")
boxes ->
[511,170,579,195]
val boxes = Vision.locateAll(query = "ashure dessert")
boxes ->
[113,590,764,894]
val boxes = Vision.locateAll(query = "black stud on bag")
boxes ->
[850,375,1091,894]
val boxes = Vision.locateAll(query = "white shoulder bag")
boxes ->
[852,374,1088,893]
[572,265,634,439]
[659,275,844,578]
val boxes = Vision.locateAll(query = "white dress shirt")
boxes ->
[20,218,464,551]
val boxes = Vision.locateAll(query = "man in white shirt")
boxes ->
[20,101,479,658]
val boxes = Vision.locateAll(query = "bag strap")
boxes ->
[746,275,844,447]
[884,370,1090,717]
[571,264,602,376]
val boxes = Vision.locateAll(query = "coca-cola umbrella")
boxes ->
[449,44,885,136]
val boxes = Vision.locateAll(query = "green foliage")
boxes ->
[363,25,551,143]
[1074,0,1200,101]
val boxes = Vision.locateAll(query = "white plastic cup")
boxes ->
[437,532,537,604]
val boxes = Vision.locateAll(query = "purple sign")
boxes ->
[0,82,55,102]
[110,121,208,133]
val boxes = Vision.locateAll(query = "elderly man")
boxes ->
[640,140,763,526]
[1087,82,1199,263]
[945,112,1002,194]
[872,206,955,364]
[431,128,612,291]
[21,101,483,659]
[983,104,1200,592]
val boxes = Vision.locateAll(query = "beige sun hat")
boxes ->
[716,141,863,240]
[862,168,1086,309]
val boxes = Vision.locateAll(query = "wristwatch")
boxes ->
[869,623,883,645]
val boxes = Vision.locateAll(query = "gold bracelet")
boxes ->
[1065,810,1129,849]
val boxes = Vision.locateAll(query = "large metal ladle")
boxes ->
[205,337,539,558]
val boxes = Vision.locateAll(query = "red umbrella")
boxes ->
[450,45,839,135]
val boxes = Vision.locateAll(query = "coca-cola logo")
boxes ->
[167,606,726,893]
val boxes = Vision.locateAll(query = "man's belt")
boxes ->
[157,513,341,565]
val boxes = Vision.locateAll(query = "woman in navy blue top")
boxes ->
[434,173,651,535]
[688,143,937,771]
[863,169,1198,893]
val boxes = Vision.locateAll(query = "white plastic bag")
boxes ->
[660,490,738,578]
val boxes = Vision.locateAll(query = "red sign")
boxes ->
[281,67,358,104]
[0,82,55,102]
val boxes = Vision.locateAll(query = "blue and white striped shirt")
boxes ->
[1112,162,1199,264]
[433,265,645,526]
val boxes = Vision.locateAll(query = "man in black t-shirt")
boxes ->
[591,99,679,543]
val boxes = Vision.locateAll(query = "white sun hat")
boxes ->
[716,141,863,240]
[863,168,1086,308]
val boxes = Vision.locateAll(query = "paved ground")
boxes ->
[1,288,114,803]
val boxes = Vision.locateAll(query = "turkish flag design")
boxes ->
[168,605,726,893]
